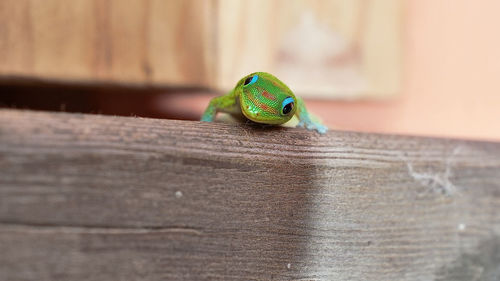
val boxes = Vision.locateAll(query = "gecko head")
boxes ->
[238,72,297,125]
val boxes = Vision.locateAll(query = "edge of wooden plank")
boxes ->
[1,109,499,281]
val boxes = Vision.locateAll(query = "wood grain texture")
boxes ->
[216,0,402,98]
[0,0,214,86]
[0,0,400,98]
[0,109,500,281]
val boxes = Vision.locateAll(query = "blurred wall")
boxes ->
[312,0,500,141]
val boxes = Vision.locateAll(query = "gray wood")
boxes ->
[1,109,500,281]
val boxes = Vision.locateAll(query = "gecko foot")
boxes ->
[297,119,328,134]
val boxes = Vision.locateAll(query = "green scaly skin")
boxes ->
[201,72,328,134]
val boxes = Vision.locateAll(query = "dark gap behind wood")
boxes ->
[0,78,212,120]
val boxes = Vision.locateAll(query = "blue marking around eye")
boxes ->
[282,97,294,109]
[248,75,258,85]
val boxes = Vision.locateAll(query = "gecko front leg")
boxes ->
[295,97,328,134]
[201,91,239,122]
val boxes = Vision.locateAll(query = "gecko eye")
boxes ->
[243,75,258,86]
[281,97,294,115]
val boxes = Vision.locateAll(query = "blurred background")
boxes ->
[1,0,499,140]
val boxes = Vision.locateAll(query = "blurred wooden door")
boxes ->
[0,0,401,99]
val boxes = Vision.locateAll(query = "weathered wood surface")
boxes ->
[0,109,500,281]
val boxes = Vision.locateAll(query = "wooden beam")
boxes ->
[0,0,214,87]
[0,0,401,99]
[0,109,499,280]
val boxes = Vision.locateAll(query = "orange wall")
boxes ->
[312,0,500,141]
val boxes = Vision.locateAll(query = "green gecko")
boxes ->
[200,72,328,134]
